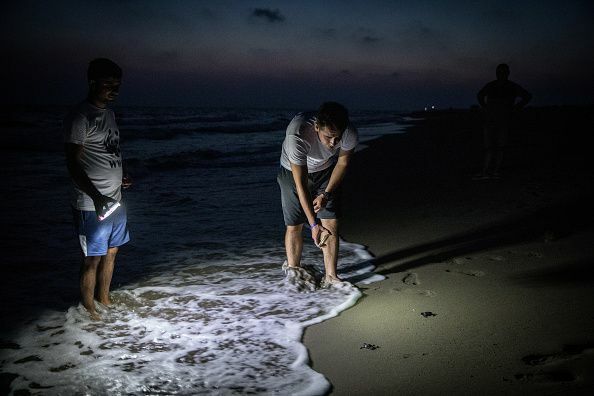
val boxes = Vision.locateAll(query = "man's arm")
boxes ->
[514,85,532,110]
[477,86,488,108]
[313,149,352,213]
[122,162,133,189]
[290,162,317,227]
[65,143,116,215]
[290,162,329,244]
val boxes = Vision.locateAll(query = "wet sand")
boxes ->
[304,107,594,395]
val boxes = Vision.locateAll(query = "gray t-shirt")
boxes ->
[280,113,358,173]
[63,101,123,210]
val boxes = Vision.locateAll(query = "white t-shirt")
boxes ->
[280,113,358,173]
[63,101,123,210]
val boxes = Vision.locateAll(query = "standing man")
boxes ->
[277,102,358,288]
[475,63,531,179]
[64,58,131,319]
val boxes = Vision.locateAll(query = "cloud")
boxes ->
[251,8,285,23]
[409,20,439,41]
[362,35,381,44]
[315,28,337,39]
[354,27,382,45]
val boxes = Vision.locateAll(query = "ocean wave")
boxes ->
[121,121,289,141]
[2,242,380,395]
[126,145,280,171]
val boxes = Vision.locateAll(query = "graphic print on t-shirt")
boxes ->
[103,128,122,168]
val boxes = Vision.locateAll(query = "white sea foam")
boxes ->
[2,241,382,395]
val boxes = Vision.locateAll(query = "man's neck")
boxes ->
[87,96,108,109]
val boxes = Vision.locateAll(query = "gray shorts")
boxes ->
[277,166,341,226]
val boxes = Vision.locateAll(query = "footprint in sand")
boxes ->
[389,287,436,297]
[514,370,576,383]
[510,250,544,259]
[488,255,505,262]
[445,269,485,277]
[543,230,557,242]
[526,251,544,258]
[514,344,594,384]
[452,257,473,265]
[402,273,419,286]
[522,344,594,367]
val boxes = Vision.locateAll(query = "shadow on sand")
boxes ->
[345,193,594,284]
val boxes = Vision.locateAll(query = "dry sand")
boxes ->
[304,107,594,395]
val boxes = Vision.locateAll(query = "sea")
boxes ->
[0,105,411,395]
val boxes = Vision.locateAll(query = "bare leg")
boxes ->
[97,247,118,305]
[482,149,493,176]
[80,255,101,318]
[493,147,504,175]
[285,225,303,268]
[320,219,339,279]
[481,126,494,176]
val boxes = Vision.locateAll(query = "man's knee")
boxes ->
[320,219,338,234]
[83,255,101,269]
[286,224,303,236]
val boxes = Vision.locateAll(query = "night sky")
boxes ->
[4,0,594,110]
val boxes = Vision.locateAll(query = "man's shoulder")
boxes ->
[64,101,89,126]
[484,80,499,89]
[290,112,315,125]
[346,122,358,135]
[287,112,314,135]
[67,101,100,121]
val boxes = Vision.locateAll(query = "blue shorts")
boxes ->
[72,204,130,256]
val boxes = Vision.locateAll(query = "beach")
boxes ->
[1,105,592,394]
[304,107,594,394]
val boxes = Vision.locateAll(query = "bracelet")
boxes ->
[310,222,318,229]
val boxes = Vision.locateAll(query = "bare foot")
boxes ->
[88,310,101,321]
[321,275,351,289]
[98,298,111,306]
[282,261,317,292]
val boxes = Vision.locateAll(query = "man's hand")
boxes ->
[312,194,328,213]
[92,194,118,218]
[122,174,133,189]
[311,223,332,248]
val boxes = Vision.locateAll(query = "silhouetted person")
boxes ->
[277,102,358,288]
[475,63,531,179]
[64,58,132,320]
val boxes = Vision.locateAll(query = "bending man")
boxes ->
[277,102,358,287]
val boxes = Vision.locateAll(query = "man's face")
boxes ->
[315,123,342,150]
[90,77,121,104]
[496,67,509,81]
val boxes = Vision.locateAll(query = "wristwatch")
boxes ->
[322,190,333,200]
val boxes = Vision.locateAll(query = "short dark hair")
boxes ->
[316,102,349,133]
[496,63,510,74]
[88,58,122,81]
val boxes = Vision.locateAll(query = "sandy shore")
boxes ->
[304,107,594,395]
